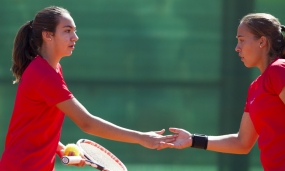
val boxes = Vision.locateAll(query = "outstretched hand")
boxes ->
[157,127,192,150]
[139,129,177,149]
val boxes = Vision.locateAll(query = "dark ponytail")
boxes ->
[11,6,69,84]
[12,20,37,84]
[281,25,285,59]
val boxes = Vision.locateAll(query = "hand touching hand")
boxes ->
[139,129,177,149]
[157,127,192,150]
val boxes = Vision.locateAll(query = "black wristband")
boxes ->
[191,134,208,150]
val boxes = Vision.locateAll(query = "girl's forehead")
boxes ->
[238,23,248,32]
[57,13,76,28]
[237,23,252,36]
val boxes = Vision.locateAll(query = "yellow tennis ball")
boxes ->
[64,144,80,156]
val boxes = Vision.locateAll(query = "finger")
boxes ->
[163,134,178,139]
[68,151,75,156]
[162,137,176,143]
[169,127,182,134]
[155,129,165,135]
[157,142,166,150]
[81,159,86,167]
[78,159,86,167]
[158,134,177,142]
[157,142,174,150]
[73,163,84,167]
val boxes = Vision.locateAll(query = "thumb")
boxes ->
[155,129,165,135]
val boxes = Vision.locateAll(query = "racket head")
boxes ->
[76,139,127,171]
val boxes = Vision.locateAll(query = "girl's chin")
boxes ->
[63,52,73,57]
[243,63,254,68]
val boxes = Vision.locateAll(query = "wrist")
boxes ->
[135,131,153,148]
[191,133,208,150]
[129,130,143,145]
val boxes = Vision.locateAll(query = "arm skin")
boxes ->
[279,87,285,104]
[159,87,285,152]
[207,112,258,154]
[56,98,176,149]
[206,86,285,153]
[158,112,258,154]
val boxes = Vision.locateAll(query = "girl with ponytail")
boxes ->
[12,20,37,84]
[12,6,64,84]
[159,13,285,171]
[0,6,176,171]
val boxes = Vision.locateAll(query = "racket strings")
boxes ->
[80,143,125,171]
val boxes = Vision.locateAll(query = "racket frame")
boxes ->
[76,139,127,171]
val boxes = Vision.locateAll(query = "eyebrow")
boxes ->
[236,35,244,38]
[62,25,76,29]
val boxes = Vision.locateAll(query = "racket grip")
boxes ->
[61,156,82,165]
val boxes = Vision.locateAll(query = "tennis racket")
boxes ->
[61,139,127,171]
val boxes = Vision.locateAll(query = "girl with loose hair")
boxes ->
[0,6,176,171]
[160,13,285,171]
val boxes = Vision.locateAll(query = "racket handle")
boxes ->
[62,156,112,171]
[61,156,82,165]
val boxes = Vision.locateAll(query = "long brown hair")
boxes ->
[11,6,69,84]
[240,13,285,59]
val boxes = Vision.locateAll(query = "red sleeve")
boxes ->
[244,88,250,112]
[244,79,256,113]
[37,73,73,106]
[268,64,285,95]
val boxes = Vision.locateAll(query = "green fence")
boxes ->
[1,0,285,170]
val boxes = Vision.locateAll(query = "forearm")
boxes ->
[56,141,65,158]
[81,114,142,144]
[206,113,258,154]
[57,98,173,149]
[207,134,251,154]
[57,98,142,144]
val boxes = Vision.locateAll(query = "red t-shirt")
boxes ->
[0,56,73,171]
[245,58,285,171]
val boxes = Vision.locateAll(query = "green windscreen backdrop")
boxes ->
[0,0,284,170]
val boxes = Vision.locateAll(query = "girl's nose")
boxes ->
[72,33,79,42]
[235,44,240,52]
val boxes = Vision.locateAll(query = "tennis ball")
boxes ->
[64,144,80,156]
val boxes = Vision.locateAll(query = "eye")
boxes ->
[238,39,244,43]
[65,30,71,33]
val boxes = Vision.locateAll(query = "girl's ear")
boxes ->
[42,31,53,41]
[259,36,268,48]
